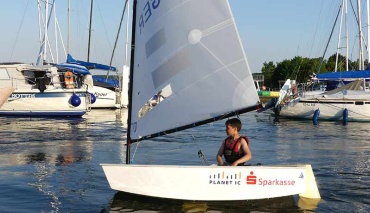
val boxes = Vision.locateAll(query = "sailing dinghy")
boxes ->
[101,0,320,201]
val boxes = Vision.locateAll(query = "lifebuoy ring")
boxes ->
[64,71,74,89]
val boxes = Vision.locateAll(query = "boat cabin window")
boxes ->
[355,102,364,105]
[23,70,52,92]
[0,68,10,80]
[23,70,36,84]
[58,71,84,89]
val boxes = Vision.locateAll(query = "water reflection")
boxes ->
[0,109,128,212]
[109,191,319,212]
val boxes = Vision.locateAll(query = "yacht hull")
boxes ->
[279,98,370,121]
[0,90,88,117]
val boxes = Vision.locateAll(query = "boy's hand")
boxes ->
[231,162,238,166]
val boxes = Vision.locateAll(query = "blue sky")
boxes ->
[0,0,365,73]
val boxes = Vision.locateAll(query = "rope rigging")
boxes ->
[192,135,210,166]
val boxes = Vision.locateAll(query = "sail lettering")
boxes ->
[139,0,160,35]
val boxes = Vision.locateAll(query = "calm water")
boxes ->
[0,109,368,212]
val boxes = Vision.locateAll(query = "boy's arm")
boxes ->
[216,141,225,166]
[231,138,252,166]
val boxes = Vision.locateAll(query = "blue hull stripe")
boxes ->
[9,92,88,99]
[0,111,86,117]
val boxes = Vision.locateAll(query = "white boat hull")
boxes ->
[89,86,120,109]
[0,90,88,117]
[101,164,320,201]
[280,98,370,121]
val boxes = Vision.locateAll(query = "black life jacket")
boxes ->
[223,136,249,165]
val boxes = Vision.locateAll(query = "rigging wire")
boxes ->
[9,0,31,61]
[96,2,116,69]
[106,0,129,81]
[315,1,338,58]
[309,0,325,58]
[131,140,141,164]
[349,0,369,63]
[317,3,343,73]
[192,134,210,166]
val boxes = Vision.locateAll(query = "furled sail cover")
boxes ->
[130,0,259,140]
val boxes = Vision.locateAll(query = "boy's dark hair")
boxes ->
[225,118,242,131]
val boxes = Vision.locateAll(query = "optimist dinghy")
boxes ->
[101,0,320,201]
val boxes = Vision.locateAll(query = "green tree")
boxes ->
[261,61,275,87]
[259,53,363,89]
[271,59,292,88]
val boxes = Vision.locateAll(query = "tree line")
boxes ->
[258,53,368,90]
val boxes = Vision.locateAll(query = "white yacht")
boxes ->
[275,79,370,122]
[0,63,90,117]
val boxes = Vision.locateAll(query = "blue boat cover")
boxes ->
[55,63,91,75]
[92,76,119,87]
[66,54,117,72]
[317,70,370,80]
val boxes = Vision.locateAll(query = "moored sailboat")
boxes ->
[101,0,320,201]
[274,79,370,122]
[0,63,89,117]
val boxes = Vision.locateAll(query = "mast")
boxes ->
[67,0,70,55]
[358,0,364,70]
[317,4,343,73]
[120,0,130,108]
[335,0,345,72]
[43,0,49,64]
[346,0,349,70]
[106,0,129,80]
[54,3,58,63]
[36,0,55,65]
[87,0,93,62]
[38,0,42,51]
[126,0,137,164]
[367,0,370,66]
[125,1,130,66]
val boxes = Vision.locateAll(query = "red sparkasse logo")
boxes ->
[246,171,297,187]
[246,171,257,184]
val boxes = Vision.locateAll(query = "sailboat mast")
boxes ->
[358,0,364,70]
[38,0,42,51]
[335,0,345,72]
[126,0,138,164]
[67,0,70,55]
[106,0,129,80]
[43,0,49,64]
[367,0,370,66]
[87,0,93,62]
[125,1,130,66]
[346,0,349,71]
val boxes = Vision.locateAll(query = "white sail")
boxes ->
[130,0,259,140]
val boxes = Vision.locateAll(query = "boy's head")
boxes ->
[225,118,242,132]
